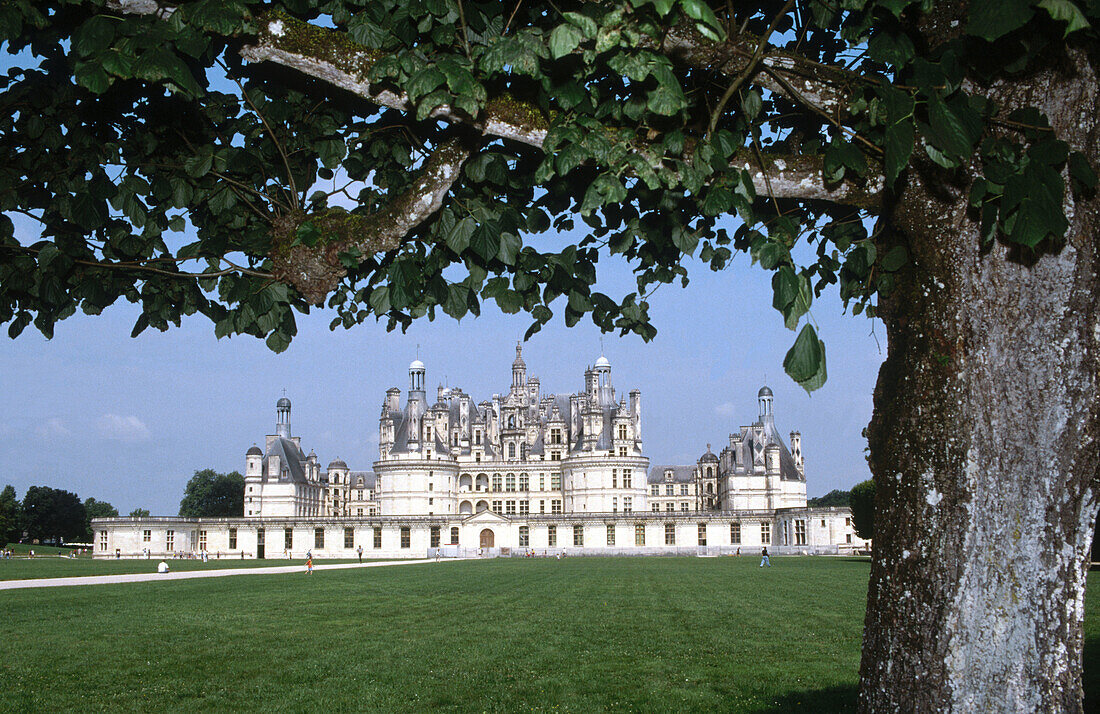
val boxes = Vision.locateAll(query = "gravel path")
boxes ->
[0,558,453,590]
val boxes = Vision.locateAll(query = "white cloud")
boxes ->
[96,414,151,442]
[35,418,71,440]
[714,402,737,417]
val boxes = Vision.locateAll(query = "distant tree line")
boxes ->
[0,484,129,545]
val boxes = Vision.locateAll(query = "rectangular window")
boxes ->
[285,528,293,551]
[612,469,618,488]
[166,530,174,552]
[539,474,545,490]
[623,469,632,488]
[665,503,675,512]
[430,526,440,548]
[651,503,660,512]
[761,522,771,545]
[492,475,502,492]
[551,451,561,461]
[357,508,363,516]
[99,530,108,551]
[619,447,627,457]
[846,517,852,527]
[142,529,151,542]
[344,527,354,549]
[229,527,237,550]
[821,519,826,528]
[846,533,852,544]
[623,497,632,512]
[635,524,645,546]
[199,531,207,550]
[519,501,529,515]
[551,473,561,490]
[697,523,707,546]
[573,525,584,547]
[450,526,459,545]
[505,500,516,515]
[680,484,689,496]
[795,520,807,546]
[612,497,618,512]
[551,499,562,515]
[539,500,545,514]
[519,526,530,547]
[506,474,516,491]
[665,484,674,496]
[519,474,529,491]
[492,500,502,513]
[680,502,689,512]
[664,523,675,546]
[373,527,382,549]
[606,524,615,546]
[400,527,411,549]
[650,484,659,496]
[731,522,741,544]
[314,527,324,550]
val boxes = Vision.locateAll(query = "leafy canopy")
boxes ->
[178,468,245,517]
[1,0,1095,389]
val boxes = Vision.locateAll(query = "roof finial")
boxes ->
[417,343,420,360]
[281,387,287,397]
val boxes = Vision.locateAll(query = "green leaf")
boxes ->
[74,16,115,57]
[498,232,522,266]
[1069,151,1098,191]
[1037,0,1091,35]
[406,66,446,101]
[880,88,915,185]
[880,246,908,272]
[927,97,976,160]
[562,11,598,38]
[679,0,725,40]
[265,330,291,353]
[783,324,827,392]
[447,216,476,254]
[74,61,111,94]
[549,23,583,59]
[967,0,1034,41]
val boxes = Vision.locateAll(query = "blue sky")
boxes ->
[0,239,884,515]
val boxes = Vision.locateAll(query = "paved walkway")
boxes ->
[0,558,452,590]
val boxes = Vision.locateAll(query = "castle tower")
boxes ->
[512,341,527,393]
[409,358,426,395]
[758,385,774,424]
[275,396,291,439]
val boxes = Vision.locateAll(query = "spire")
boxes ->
[512,340,527,390]
[275,395,291,438]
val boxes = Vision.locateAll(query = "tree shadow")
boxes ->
[1085,634,1099,713]
[754,684,858,714]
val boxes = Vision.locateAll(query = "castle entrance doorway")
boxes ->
[479,529,494,548]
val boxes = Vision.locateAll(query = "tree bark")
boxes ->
[859,47,1100,712]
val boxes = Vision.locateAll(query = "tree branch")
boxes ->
[269,138,471,305]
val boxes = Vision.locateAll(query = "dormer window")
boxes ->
[665,470,673,482]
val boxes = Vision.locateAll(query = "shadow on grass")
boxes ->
[1085,635,1099,713]
[753,635,1097,714]
[756,684,857,714]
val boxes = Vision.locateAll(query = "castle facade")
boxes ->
[93,346,866,558]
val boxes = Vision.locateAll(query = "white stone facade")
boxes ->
[93,346,869,558]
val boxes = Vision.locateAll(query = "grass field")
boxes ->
[0,556,371,580]
[0,557,1096,712]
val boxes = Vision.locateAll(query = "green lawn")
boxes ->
[0,557,1095,713]
[0,556,374,580]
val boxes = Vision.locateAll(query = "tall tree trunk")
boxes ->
[858,47,1100,711]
